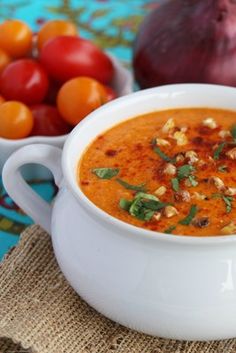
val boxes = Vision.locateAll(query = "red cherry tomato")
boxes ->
[40,36,114,84]
[0,95,5,104]
[0,59,49,104]
[30,104,71,136]
[104,86,117,101]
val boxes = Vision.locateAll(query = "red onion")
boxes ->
[133,0,236,88]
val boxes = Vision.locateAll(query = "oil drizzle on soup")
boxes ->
[79,108,236,236]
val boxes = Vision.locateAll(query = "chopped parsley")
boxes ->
[188,175,198,187]
[164,225,176,234]
[116,178,147,192]
[213,142,226,160]
[177,165,195,179]
[92,167,119,179]
[171,178,179,192]
[179,205,198,225]
[211,193,233,213]
[153,146,175,163]
[119,192,169,221]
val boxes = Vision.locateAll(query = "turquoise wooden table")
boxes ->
[0,0,163,259]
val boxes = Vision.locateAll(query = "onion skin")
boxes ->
[133,0,236,88]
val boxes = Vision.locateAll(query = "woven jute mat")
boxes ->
[0,225,236,353]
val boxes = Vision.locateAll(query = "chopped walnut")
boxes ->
[155,138,170,147]
[219,130,231,138]
[163,163,176,175]
[162,118,175,134]
[176,153,185,163]
[202,117,218,129]
[197,159,207,168]
[173,131,188,146]
[154,186,167,196]
[174,190,191,202]
[226,147,236,160]
[185,150,198,164]
[221,221,236,235]
[192,192,207,200]
[225,187,236,196]
[180,125,188,133]
[192,217,209,228]
[164,205,179,218]
[153,212,161,221]
[209,176,225,191]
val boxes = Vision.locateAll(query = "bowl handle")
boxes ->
[2,144,63,234]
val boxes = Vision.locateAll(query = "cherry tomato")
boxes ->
[40,36,114,84]
[30,104,71,136]
[0,95,5,105]
[0,48,11,74]
[0,59,49,104]
[0,20,32,58]
[57,77,107,126]
[37,19,77,50]
[104,85,117,101]
[0,101,33,139]
[44,79,62,105]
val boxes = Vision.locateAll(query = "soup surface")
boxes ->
[79,108,236,236]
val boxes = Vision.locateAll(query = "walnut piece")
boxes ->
[202,117,217,129]
[155,138,170,147]
[162,118,175,134]
[154,186,167,196]
[219,130,230,138]
[173,131,188,146]
[164,205,179,218]
[221,222,236,235]
[209,176,225,191]
[163,163,176,175]
[185,150,198,164]
[174,190,191,202]
[226,147,236,160]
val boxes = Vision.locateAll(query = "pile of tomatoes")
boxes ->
[0,19,116,139]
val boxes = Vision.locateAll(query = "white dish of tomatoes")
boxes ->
[0,19,133,177]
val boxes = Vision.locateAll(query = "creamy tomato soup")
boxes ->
[78,108,236,236]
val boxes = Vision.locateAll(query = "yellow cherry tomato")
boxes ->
[57,77,107,126]
[37,19,77,50]
[0,20,32,58]
[0,101,33,139]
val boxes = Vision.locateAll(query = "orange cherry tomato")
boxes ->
[0,101,33,139]
[0,48,11,73]
[0,20,32,58]
[37,19,77,50]
[57,77,107,126]
[0,95,5,105]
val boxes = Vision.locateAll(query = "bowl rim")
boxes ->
[62,83,236,245]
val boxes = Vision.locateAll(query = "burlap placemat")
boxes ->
[0,225,236,353]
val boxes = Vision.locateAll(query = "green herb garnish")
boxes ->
[222,195,233,213]
[119,192,168,221]
[211,193,233,213]
[213,142,226,160]
[119,199,132,211]
[153,146,175,163]
[231,124,236,140]
[188,175,198,187]
[218,165,228,173]
[171,178,179,192]
[177,165,195,179]
[92,167,119,179]
[179,205,198,225]
[164,225,176,234]
[116,178,147,192]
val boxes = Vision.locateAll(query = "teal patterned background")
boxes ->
[0,0,163,259]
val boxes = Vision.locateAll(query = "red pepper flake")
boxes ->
[105,149,118,157]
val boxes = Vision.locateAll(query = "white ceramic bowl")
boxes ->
[3,84,236,341]
[0,54,133,179]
